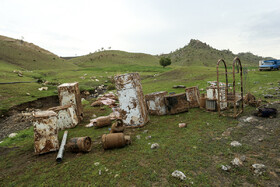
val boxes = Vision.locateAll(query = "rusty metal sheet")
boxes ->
[185,86,200,108]
[206,86,227,110]
[49,105,78,130]
[164,93,189,114]
[114,73,149,127]
[145,91,168,115]
[57,82,83,122]
[33,111,59,154]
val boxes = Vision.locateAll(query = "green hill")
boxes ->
[164,39,271,67]
[0,35,77,70]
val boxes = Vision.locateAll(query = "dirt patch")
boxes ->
[0,96,59,141]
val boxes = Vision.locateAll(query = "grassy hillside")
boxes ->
[0,35,77,70]
[164,39,271,67]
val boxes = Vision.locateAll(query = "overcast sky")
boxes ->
[1,0,280,58]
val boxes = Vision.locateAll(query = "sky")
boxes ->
[1,0,280,58]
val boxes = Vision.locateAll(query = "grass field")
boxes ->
[0,35,280,186]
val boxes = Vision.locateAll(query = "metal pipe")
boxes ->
[56,131,68,163]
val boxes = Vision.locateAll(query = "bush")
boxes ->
[159,57,171,68]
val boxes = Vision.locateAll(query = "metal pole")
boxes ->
[56,131,68,163]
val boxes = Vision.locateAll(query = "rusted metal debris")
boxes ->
[102,133,131,150]
[164,93,189,114]
[199,93,206,109]
[66,136,92,152]
[110,119,125,133]
[91,93,118,107]
[58,82,83,122]
[114,73,149,127]
[88,116,112,128]
[244,93,261,107]
[56,131,68,163]
[33,110,59,154]
[206,85,227,111]
[216,58,244,117]
[48,105,78,130]
[145,91,168,115]
[185,86,200,108]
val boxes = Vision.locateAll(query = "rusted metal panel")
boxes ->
[102,133,131,150]
[114,73,149,127]
[185,86,200,108]
[33,111,59,154]
[57,82,83,122]
[206,100,217,111]
[206,86,227,110]
[145,91,168,115]
[164,93,189,114]
[66,136,92,152]
[49,105,78,130]
[199,93,206,109]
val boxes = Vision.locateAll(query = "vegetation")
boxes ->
[0,35,279,186]
[159,57,172,68]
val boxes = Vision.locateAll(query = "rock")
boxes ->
[171,170,186,180]
[95,79,99,82]
[136,135,141,140]
[173,85,186,88]
[143,130,148,133]
[38,87,48,91]
[81,98,86,102]
[258,138,263,142]
[145,136,152,140]
[252,164,266,175]
[8,133,18,138]
[178,123,186,128]
[264,94,274,98]
[230,141,242,147]
[99,170,102,175]
[92,114,97,118]
[94,162,100,166]
[240,155,246,162]
[26,93,30,96]
[114,174,120,178]
[221,165,231,171]
[243,116,258,123]
[231,158,243,166]
[151,143,159,149]
[0,141,3,144]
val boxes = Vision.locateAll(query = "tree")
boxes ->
[159,57,171,68]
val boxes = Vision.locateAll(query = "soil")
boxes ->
[0,96,59,140]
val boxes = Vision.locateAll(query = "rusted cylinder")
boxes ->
[199,93,206,109]
[145,91,168,115]
[114,73,149,127]
[66,137,92,152]
[102,133,131,150]
[110,119,125,133]
[92,116,112,128]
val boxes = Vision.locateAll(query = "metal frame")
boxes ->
[217,57,244,118]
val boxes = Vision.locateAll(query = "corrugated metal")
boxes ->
[33,111,59,154]
[145,91,168,115]
[114,73,149,127]
[206,100,217,111]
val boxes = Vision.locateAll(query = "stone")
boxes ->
[264,94,273,98]
[252,164,266,175]
[8,133,18,138]
[243,116,258,123]
[178,123,186,128]
[221,165,231,171]
[136,135,141,140]
[143,130,148,133]
[240,155,246,162]
[230,141,242,147]
[171,170,186,180]
[151,143,159,149]
[145,136,152,140]
[94,162,100,166]
[231,158,243,166]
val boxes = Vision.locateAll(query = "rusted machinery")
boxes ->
[185,86,200,108]
[33,111,59,154]
[114,73,149,127]
[110,119,125,133]
[58,82,83,122]
[216,57,244,117]
[48,105,78,130]
[91,116,112,128]
[102,133,131,150]
[164,93,189,114]
[145,91,168,115]
[66,136,92,152]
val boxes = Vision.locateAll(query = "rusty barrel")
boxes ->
[199,93,206,109]
[110,119,125,133]
[102,133,131,150]
[66,136,92,152]
[92,116,112,128]
[164,93,189,114]
[145,91,168,115]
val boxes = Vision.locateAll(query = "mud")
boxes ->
[0,96,59,141]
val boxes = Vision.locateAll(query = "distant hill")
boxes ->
[164,39,272,67]
[69,50,159,68]
[0,35,77,70]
